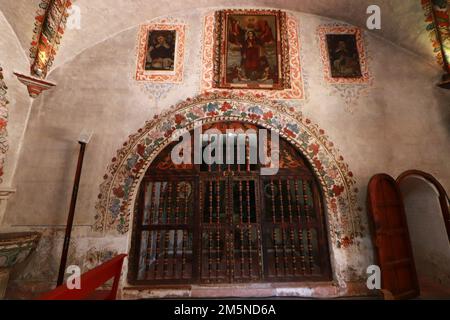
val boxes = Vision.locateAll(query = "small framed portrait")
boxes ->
[326,34,362,78]
[145,30,176,71]
[213,9,291,90]
[136,24,186,82]
[318,25,370,84]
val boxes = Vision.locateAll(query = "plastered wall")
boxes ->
[1,8,449,298]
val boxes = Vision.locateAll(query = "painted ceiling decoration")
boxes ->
[421,0,450,87]
[30,0,73,79]
[0,66,9,183]
[14,0,72,98]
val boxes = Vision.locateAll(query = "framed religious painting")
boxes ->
[213,9,291,90]
[318,25,370,84]
[135,24,186,82]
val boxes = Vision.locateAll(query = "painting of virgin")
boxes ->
[213,10,290,90]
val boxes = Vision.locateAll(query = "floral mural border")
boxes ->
[30,0,73,78]
[94,93,363,251]
[421,0,450,70]
[0,66,9,183]
[201,12,304,100]
[135,23,186,83]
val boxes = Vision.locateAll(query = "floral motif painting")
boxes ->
[318,25,370,84]
[202,12,304,100]
[94,93,363,253]
[135,24,186,82]
[213,9,290,90]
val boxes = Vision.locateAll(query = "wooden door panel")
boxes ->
[367,174,419,300]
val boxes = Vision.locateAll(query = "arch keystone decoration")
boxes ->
[95,93,364,251]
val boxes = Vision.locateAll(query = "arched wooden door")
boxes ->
[367,174,420,299]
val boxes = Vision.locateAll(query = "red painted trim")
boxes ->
[37,254,127,300]
[397,170,450,244]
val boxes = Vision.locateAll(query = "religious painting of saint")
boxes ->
[325,34,362,78]
[213,10,290,90]
[135,24,185,83]
[145,30,176,71]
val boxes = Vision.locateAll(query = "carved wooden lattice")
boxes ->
[129,122,331,284]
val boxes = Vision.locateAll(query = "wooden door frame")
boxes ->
[397,170,450,244]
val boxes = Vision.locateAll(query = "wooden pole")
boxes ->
[56,141,87,287]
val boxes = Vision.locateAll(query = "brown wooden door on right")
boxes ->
[367,174,420,299]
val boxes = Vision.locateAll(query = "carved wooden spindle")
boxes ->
[278,179,288,275]
[286,179,297,275]
[172,182,181,277]
[302,180,314,274]
[246,136,250,172]
[239,180,245,277]
[181,229,187,278]
[184,183,189,224]
[246,180,253,278]
[216,179,221,279]
[162,183,174,278]
[270,181,280,276]
[153,182,165,279]
[145,182,156,274]
[294,179,306,274]
[208,180,213,279]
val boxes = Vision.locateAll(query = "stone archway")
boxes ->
[94,93,368,289]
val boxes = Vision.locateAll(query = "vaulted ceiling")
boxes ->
[0,0,437,73]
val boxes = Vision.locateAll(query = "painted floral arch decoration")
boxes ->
[94,93,363,248]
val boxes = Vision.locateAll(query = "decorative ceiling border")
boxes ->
[135,23,186,83]
[421,0,450,71]
[30,0,73,79]
[0,66,9,183]
[94,93,364,251]
[201,12,304,100]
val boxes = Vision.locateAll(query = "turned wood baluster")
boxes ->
[172,182,181,278]
[154,182,165,279]
[302,180,314,274]
[182,181,194,279]
[286,179,297,275]
[270,181,280,276]
[239,180,245,278]
[216,179,221,279]
[181,229,187,278]
[145,182,156,275]
[163,182,173,278]
[246,180,253,278]
[246,136,250,173]
[208,179,213,279]
[294,179,306,275]
[278,179,288,275]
